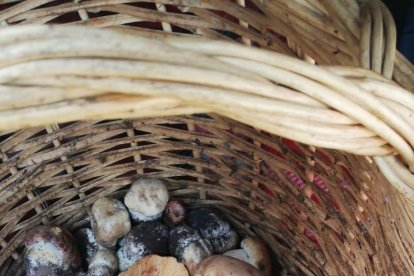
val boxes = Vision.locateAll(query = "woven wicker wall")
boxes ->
[0,0,413,275]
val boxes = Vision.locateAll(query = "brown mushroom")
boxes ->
[87,249,118,276]
[124,177,169,222]
[162,200,186,227]
[194,255,264,276]
[119,255,189,276]
[223,237,271,275]
[91,197,131,248]
[24,225,81,276]
[241,237,271,276]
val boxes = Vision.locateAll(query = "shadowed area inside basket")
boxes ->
[0,114,396,275]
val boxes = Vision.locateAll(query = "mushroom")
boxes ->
[91,197,131,248]
[124,177,169,222]
[24,225,81,276]
[194,255,264,276]
[223,249,248,262]
[162,200,186,227]
[117,221,169,271]
[181,239,213,275]
[169,226,212,274]
[87,249,118,276]
[75,228,104,266]
[187,208,238,253]
[119,255,189,276]
[224,237,271,276]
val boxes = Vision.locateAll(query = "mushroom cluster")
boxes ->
[23,177,273,275]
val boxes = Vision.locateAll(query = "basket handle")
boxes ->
[0,25,413,201]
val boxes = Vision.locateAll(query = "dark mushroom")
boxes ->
[75,228,104,266]
[187,208,238,253]
[87,249,118,276]
[117,221,169,271]
[169,226,212,274]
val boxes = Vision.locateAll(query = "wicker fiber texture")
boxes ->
[0,0,413,275]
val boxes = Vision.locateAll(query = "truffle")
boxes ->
[169,226,212,274]
[117,221,169,271]
[187,208,238,253]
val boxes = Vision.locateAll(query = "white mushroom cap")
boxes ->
[25,241,66,274]
[128,209,162,222]
[241,237,271,276]
[87,249,118,276]
[124,178,169,221]
[194,255,263,276]
[181,239,212,275]
[91,197,131,248]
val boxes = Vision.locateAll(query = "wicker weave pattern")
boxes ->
[0,0,410,88]
[1,116,414,275]
[0,0,413,275]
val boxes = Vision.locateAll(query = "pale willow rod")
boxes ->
[168,39,414,166]
[0,25,413,201]
[9,76,352,124]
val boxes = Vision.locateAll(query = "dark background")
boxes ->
[382,0,414,63]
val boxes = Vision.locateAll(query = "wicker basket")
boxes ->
[0,0,414,275]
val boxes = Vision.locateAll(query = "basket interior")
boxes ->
[0,0,414,275]
[0,115,412,275]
